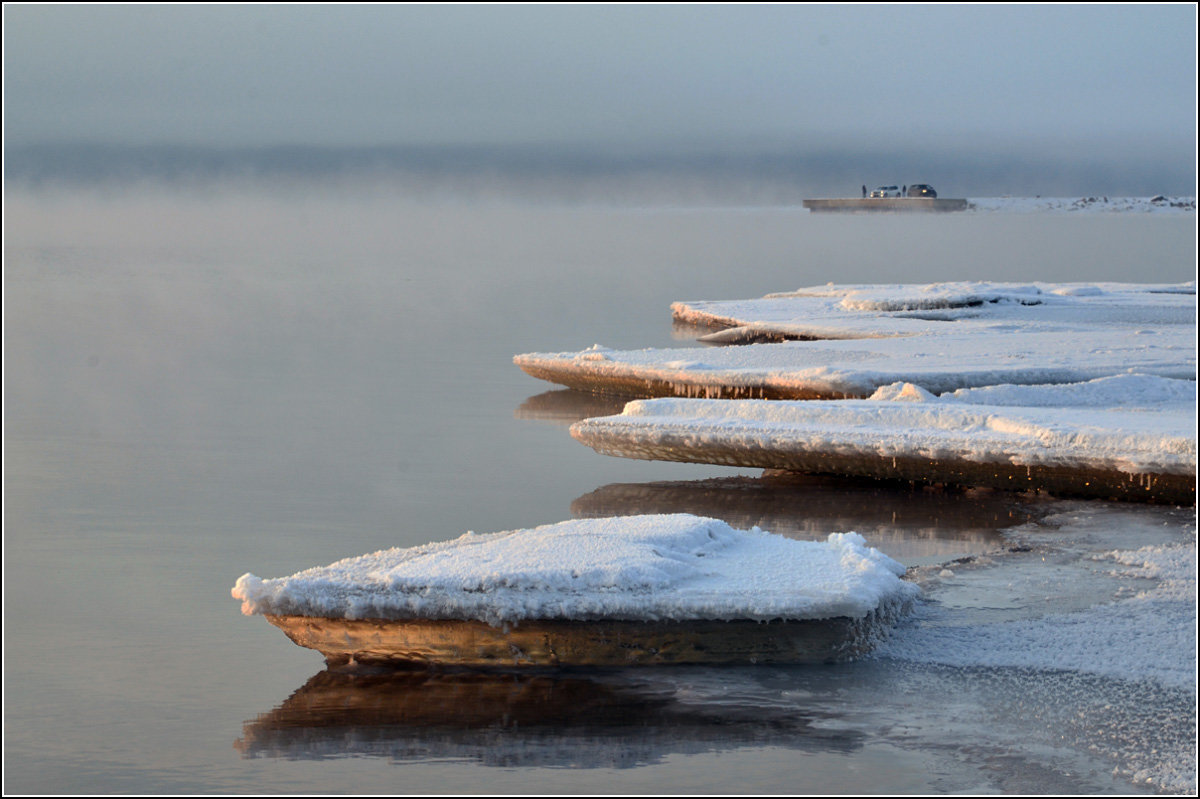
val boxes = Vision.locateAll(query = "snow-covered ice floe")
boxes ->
[517,282,1195,398]
[232,514,919,667]
[569,376,1197,504]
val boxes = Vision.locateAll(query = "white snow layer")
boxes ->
[673,281,1196,339]
[519,282,1196,397]
[232,514,918,625]
[677,278,1193,320]
[570,376,1196,476]
[964,195,1195,213]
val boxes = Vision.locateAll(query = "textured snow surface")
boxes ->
[883,540,1197,689]
[520,282,1196,397]
[964,196,1196,213]
[675,280,1195,331]
[875,505,1197,793]
[572,376,1196,476]
[232,514,918,625]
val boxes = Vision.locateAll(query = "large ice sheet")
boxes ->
[232,514,918,625]
[518,282,1195,399]
[517,331,1195,399]
[568,377,1196,500]
[672,281,1196,343]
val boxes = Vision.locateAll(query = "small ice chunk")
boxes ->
[869,382,939,402]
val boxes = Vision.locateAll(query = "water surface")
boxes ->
[4,189,1195,793]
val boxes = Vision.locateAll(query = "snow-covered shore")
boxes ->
[964,196,1195,213]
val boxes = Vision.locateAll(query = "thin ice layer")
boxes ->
[232,514,917,625]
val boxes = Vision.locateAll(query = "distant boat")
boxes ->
[802,197,968,212]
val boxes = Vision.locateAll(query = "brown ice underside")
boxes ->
[265,613,901,667]
[569,429,1196,505]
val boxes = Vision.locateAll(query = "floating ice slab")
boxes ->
[233,515,919,666]
[672,281,1196,344]
[517,282,1195,399]
[233,514,915,625]
[516,330,1196,400]
[569,377,1197,503]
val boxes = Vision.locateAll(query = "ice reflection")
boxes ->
[671,318,723,341]
[514,389,630,425]
[236,666,863,766]
[571,473,1044,566]
[236,656,1189,791]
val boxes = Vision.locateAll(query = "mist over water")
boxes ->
[5,141,1196,200]
[3,177,1195,793]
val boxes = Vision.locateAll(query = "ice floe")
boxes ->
[568,377,1196,502]
[518,282,1195,399]
[233,514,918,626]
[672,281,1196,344]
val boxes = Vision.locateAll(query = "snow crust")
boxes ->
[964,196,1196,213]
[572,376,1196,476]
[232,514,918,625]
[519,282,1195,398]
[674,280,1195,336]
[940,373,1196,410]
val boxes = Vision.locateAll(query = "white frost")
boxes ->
[519,282,1196,398]
[964,196,1196,214]
[232,514,918,625]
[572,376,1196,476]
[879,517,1197,691]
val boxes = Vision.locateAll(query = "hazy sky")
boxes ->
[3,4,1196,194]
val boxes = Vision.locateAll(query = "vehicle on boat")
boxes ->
[870,186,902,198]
[908,184,937,198]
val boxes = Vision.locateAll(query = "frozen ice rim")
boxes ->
[233,514,919,667]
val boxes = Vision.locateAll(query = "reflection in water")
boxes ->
[572,473,1043,565]
[236,654,1194,791]
[671,318,724,341]
[514,389,631,425]
[514,391,1044,565]
[236,666,862,767]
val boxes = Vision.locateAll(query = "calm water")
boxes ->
[4,187,1196,793]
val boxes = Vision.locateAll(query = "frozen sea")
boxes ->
[3,184,1197,794]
